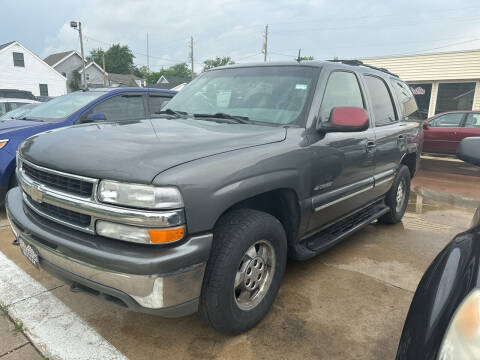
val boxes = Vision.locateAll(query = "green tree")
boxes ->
[296,55,314,62]
[69,71,81,91]
[86,48,105,65]
[162,63,191,78]
[87,44,134,74]
[203,57,235,71]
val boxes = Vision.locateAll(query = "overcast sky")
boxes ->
[2,0,480,71]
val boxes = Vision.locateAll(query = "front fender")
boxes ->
[396,224,480,359]
[153,140,312,234]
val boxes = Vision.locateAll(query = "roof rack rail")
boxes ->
[328,59,399,78]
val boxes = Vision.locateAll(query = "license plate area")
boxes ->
[18,238,40,269]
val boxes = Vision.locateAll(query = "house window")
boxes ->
[39,84,48,97]
[86,73,90,81]
[435,82,476,114]
[13,52,24,67]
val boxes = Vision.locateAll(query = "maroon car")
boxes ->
[423,111,480,154]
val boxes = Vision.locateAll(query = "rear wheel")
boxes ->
[378,165,410,224]
[199,209,287,334]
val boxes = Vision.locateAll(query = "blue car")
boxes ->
[0,87,176,202]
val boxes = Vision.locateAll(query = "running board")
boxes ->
[305,204,390,253]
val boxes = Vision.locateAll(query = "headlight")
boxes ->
[438,289,480,360]
[98,180,183,209]
[96,220,185,244]
[0,139,9,149]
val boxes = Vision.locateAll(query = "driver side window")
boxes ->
[91,94,146,121]
[320,71,364,122]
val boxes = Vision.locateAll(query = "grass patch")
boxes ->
[0,303,8,316]
[13,320,24,334]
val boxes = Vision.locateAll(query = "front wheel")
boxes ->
[199,209,287,334]
[378,165,411,224]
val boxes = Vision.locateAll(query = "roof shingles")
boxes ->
[0,41,15,52]
[43,50,75,66]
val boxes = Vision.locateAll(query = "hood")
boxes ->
[20,118,287,183]
[0,119,51,137]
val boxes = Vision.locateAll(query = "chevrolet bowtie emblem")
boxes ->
[29,186,43,203]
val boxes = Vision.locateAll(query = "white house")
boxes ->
[0,41,67,97]
[77,62,107,88]
[44,51,106,91]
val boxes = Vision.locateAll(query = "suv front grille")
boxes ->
[26,194,91,228]
[23,162,93,198]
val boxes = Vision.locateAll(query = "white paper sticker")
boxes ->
[296,84,308,90]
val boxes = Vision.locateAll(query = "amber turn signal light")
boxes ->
[149,227,185,244]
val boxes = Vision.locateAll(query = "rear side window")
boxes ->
[364,75,397,126]
[320,71,364,122]
[429,113,464,127]
[464,113,480,128]
[92,94,146,121]
[391,80,419,120]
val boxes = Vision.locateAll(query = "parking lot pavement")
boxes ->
[0,155,478,360]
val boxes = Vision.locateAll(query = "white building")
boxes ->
[362,49,480,119]
[0,41,67,97]
[44,51,107,91]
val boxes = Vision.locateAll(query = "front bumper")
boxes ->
[6,187,212,317]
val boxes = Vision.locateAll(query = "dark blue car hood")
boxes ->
[0,119,52,137]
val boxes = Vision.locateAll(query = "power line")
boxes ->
[264,5,480,27]
[269,14,480,34]
[361,38,480,58]
[83,34,188,64]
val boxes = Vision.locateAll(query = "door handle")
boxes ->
[398,135,405,140]
[366,140,376,152]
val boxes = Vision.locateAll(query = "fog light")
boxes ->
[96,220,184,244]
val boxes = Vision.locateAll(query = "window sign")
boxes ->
[409,83,431,119]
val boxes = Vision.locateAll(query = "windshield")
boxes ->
[0,103,39,120]
[25,91,107,122]
[164,66,318,125]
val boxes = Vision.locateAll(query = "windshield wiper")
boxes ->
[20,117,44,122]
[193,112,250,124]
[156,109,188,117]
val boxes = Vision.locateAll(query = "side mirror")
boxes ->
[82,113,107,123]
[457,137,480,166]
[423,121,429,130]
[320,107,369,132]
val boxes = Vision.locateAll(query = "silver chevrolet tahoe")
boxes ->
[6,61,422,334]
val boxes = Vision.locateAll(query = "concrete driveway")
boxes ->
[0,155,478,360]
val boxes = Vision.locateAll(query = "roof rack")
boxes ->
[328,59,399,78]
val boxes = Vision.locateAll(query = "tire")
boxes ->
[199,209,287,334]
[378,165,411,224]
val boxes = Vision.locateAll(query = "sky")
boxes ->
[2,0,480,71]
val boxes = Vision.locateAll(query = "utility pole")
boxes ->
[147,32,150,82]
[190,36,194,79]
[102,53,107,86]
[70,21,86,89]
[263,24,269,62]
[296,48,301,62]
[78,22,87,89]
